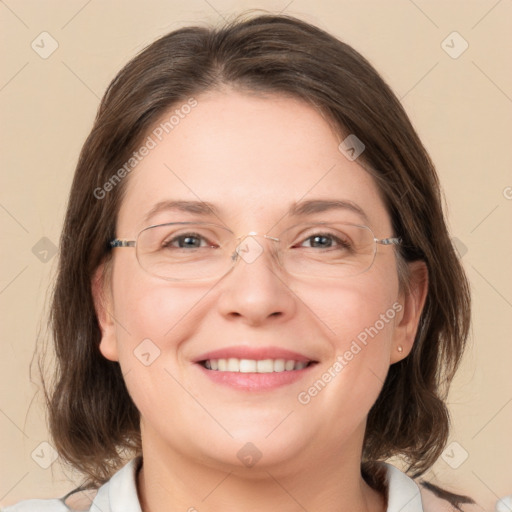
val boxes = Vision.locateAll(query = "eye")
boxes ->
[298,232,352,250]
[163,232,213,249]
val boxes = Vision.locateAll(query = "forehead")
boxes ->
[117,90,390,234]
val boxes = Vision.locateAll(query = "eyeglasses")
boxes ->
[110,221,401,281]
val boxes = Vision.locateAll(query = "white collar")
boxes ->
[381,462,424,512]
[88,458,423,512]
[90,458,142,512]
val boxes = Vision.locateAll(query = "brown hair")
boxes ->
[46,11,471,493]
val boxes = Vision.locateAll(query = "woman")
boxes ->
[5,13,477,512]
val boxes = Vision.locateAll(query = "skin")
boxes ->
[93,89,428,512]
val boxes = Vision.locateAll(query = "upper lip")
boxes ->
[193,346,316,363]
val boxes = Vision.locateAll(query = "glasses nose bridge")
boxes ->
[229,231,281,268]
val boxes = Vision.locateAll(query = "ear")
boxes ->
[91,263,119,362]
[390,260,429,364]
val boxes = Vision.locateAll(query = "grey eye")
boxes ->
[164,233,208,249]
[299,233,351,249]
[307,235,334,248]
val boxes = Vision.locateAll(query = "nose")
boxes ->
[216,234,297,326]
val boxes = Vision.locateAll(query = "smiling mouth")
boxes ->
[200,358,316,373]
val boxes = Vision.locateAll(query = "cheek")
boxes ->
[293,278,400,429]
[295,272,400,385]
[296,270,399,344]
[110,269,210,366]
[108,276,210,424]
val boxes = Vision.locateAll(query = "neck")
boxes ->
[136,431,386,512]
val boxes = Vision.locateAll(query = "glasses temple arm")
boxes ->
[375,237,402,246]
[110,240,136,248]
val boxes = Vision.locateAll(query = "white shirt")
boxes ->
[2,459,427,512]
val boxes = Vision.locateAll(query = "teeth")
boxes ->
[285,360,295,371]
[273,359,285,372]
[239,359,257,373]
[227,358,239,371]
[257,359,274,373]
[202,358,309,373]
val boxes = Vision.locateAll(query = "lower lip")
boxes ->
[196,364,315,391]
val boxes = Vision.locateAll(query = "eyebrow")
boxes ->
[288,199,369,223]
[144,200,219,223]
[144,199,369,224]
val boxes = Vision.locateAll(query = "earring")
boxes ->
[397,345,403,353]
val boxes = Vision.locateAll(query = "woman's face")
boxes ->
[96,90,419,472]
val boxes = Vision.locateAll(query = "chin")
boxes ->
[195,425,311,473]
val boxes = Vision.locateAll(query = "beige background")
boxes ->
[1,0,511,510]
